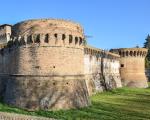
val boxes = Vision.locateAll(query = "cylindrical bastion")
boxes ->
[111,48,148,88]
[4,19,90,110]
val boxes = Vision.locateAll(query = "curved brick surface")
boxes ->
[0,19,90,111]
[111,48,148,88]
[12,19,84,37]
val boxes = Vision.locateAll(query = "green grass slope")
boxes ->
[0,86,150,120]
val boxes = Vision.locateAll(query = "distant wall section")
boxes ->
[84,46,122,95]
[111,48,148,88]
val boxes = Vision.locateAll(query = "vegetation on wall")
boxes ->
[143,34,150,68]
[83,37,87,46]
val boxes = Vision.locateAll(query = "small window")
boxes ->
[69,35,73,44]
[121,64,124,67]
[45,34,49,43]
[62,34,66,40]
[75,37,78,45]
[20,39,26,45]
[54,33,57,39]
[27,35,33,44]
[35,34,40,43]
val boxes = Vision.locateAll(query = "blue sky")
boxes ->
[0,0,150,49]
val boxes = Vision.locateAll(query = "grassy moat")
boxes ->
[0,85,150,120]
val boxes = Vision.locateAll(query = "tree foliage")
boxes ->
[144,34,150,68]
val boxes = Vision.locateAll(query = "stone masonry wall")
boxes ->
[0,25,11,44]
[84,46,122,95]
[9,46,84,75]
[111,48,148,88]
[4,75,89,110]
[0,19,90,111]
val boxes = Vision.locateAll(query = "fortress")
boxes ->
[0,19,148,111]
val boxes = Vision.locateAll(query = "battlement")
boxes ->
[84,45,120,58]
[10,33,84,48]
[0,19,85,49]
[110,47,148,88]
[111,48,147,57]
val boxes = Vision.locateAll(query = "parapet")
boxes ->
[12,18,84,36]
[110,48,148,57]
[84,45,120,58]
[9,19,85,48]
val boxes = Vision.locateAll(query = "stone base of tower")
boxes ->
[121,74,148,88]
[3,75,90,111]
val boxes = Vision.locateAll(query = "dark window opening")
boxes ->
[62,34,66,40]
[121,64,124,67]
[27,35,33,44]
[45,34,49,43]
[35,66,40,69]
[75,37,78,45]
[54,33,58,39]
[69,35,73,44]
[20,39,26,45]
[35,34,40,43]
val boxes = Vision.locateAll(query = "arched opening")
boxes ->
[130,51,133,56]
[45,34,49,43]
[79,37,82,45]
[7,40,14,48]
[142,52,145,57]
[126,51,129,56]
[35,34,40,43]
[69,35,73,44]
[134,51,136,56]
[62,34,66,40]
[54,33,58,39]
[62,34,66,44]
[119,51,121,56]
[75,37,78,45]
[27,35,33,44]
[20,38,26,45]
[140,51,142,56]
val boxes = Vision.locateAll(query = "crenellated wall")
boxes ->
[84,46,122,95]
[111,48,148,88]
[0,18,148,111]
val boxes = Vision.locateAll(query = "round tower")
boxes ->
[4,19,90,110]
[112,48,148,88]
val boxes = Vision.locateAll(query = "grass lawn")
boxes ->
[0,86,150,120]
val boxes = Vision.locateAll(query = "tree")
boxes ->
[144,34,150,48]
[143,34,150,68]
